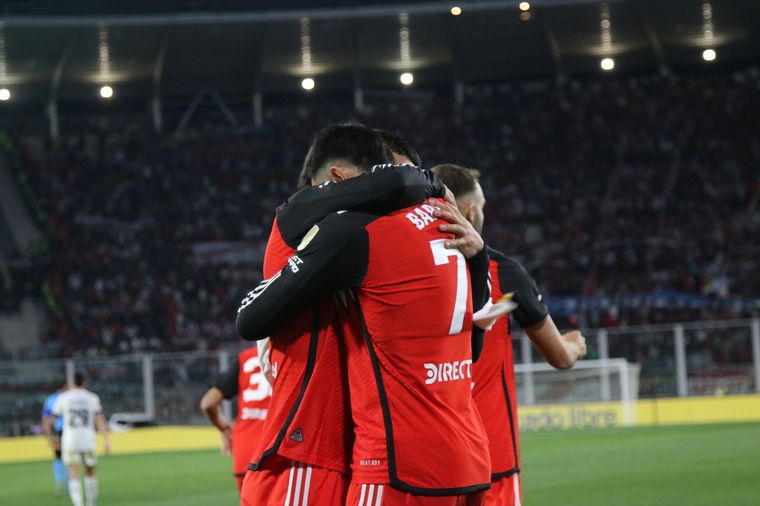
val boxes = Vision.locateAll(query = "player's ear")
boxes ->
[464,203,476,224]
[330,166,347,182]
[330,165,361,182]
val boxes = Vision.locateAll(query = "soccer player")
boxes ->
[376,129,422,167]
[238,124,453,505]
[52,372,110,506]
[200,345,271,491]
[432,164,587,506]
[42,383,69,495]
[237,142,494,504]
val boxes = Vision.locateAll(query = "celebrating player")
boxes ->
[432,163,587,505]
[52,372,110,506]
[200,345,272,491]
[237,132,494,504]
[238,124,453,505]
[42,383,69,495]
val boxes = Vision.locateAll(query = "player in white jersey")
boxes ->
[52,372,110,506]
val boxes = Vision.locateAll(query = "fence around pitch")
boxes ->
[1,318,758,436]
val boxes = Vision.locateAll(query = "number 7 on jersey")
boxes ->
[430,239,469,335]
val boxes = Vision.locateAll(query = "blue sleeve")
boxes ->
[41,395,55,417]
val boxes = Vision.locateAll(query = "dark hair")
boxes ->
[430,164,481,198]
[73,372,86,387]
[298,123,394,187]
[375,129,422,167]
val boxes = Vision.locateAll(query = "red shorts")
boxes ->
[483,474,521,506]
[241,455,348,506]
[346,482,487,506]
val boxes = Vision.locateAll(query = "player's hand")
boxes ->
[220,426,232,457]
[563,330,587,361]
[430,201,484,259]
[46,436,56,451]
[103,439,111,455]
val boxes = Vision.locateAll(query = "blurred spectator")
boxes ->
[11,67,760,357]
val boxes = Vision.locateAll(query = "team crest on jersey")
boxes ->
[289,428,304,443]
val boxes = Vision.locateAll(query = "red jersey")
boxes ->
[237,164,447,476]
[472,247,549,480]
[246,219,353,474]
[233,347,271,474]
[213,347,271,476]
[236,203,492,495]
[348,204,491,494]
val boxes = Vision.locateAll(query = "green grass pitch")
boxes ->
[2,423,758,505]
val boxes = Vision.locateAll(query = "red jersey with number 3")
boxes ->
[232,346,271,475]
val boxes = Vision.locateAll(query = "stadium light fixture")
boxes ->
[0,88,10,101]
[600,58,615,71]
[519,2,531,12]
[702,48,717,62]
[450,6,462,16]
[100,85,114,99]
[400,72,414,86]
[301,78,315,91]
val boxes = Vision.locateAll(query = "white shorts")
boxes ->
[62,450,97,468]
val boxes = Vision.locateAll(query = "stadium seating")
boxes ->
[7,67,760,358]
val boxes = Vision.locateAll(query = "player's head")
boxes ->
[299,123,394,187]
[431,164,486,233]
[375,129,422,167]
[72,372,86,388]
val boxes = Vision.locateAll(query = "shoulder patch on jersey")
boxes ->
[289,428,304,443]
[297,225,319,251]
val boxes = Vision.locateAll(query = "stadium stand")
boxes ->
[2,67,757,360]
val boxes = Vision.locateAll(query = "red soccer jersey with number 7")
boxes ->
[237,200,493,495]
[347,203,491,495]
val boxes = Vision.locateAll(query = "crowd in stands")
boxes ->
[6,67,760,359]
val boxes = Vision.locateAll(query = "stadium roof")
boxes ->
[0,0,758,103]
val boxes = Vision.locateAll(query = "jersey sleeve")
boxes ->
[41,396,54,417]
[214,360,240,400]
[467,247,491,362]
[467,247,491,314]
[236,212,370,341]
[276,165,445,244]
[497,257,549,329]
[93,395,103,414]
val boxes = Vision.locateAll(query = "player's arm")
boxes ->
[236,213,369,341]
[499,257,587,369]
[277,164,448,244]
[200,362,238,456]
[94,400,110,454]
[41,402,56,449]
[256,338,274,387]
